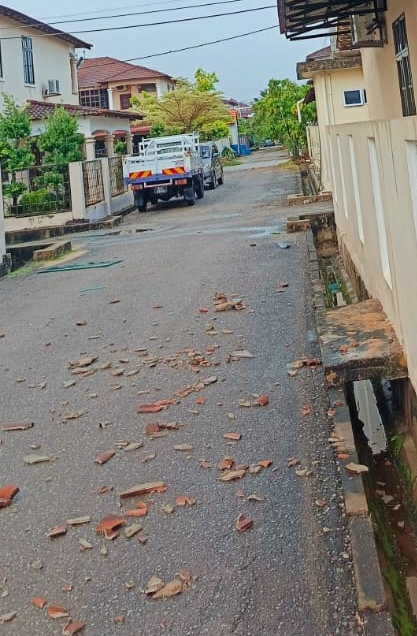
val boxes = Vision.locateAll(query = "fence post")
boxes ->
[0,178,11,276]
[101,158,112,217]
[69,161,87,220]
[0,177,5,258]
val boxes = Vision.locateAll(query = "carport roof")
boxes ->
[277,0,386,40]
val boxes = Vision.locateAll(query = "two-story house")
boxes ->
[277,0,417,505]
[78,57,176,110]
[0,6,138,159]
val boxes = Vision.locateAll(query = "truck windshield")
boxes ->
[200,145,210,159]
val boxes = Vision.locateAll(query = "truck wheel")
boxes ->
[134,192,147,212]
[184,185,195,206]
[218,169,224,185]
[210,171,217,190]
[195,176,204,199]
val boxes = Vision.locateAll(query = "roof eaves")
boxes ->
[0,5,92,49]
[296,54,362,80]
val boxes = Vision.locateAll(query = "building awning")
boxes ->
[277,0,386,40]
[319,299,408,386]
[131,124,152,135]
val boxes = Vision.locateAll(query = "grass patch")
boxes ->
[7,262,38,278]
[277,158,300,170]
[221,158,242,167]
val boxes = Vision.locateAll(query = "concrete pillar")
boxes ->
[104,134,115,158]
[156,83,163,101]
[107,88,114,110]
[125,132,133,155]
[84,136,96,161]
[69,161,87,219]
[101,158,112,217]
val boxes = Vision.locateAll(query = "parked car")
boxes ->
[262,139,275,147]
[199,142,224,189]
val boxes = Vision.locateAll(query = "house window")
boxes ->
[79,89,109,109]
[343,89,366,107]
[393,14,416,116]
[138,84,156,93]
[119,93,132,109]
[22,36,35,85]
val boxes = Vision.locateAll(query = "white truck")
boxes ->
[123,133,204,212]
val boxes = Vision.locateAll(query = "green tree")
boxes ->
[252,79,316,156]
[131,71,230,136]
[0,94,34,207]
[37,106,85,166]
[200,120,230,141]
[194,68,219,92]
[36,106,85,193]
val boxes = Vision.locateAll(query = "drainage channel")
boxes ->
[346,379,417,636]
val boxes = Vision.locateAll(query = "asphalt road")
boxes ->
[0,148,363,635]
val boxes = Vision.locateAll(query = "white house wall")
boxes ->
[328,116,417,393]
[0,16,79,107]
[360,0,417,120]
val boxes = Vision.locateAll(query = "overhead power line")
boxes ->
[81,25,277,68]
[42,0,203,21]
[49,0,254,26]
[1,6,275,39]
[132,25,277,61]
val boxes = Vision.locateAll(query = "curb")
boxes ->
[305,230,396,635]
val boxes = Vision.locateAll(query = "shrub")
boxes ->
[20,189,60,215]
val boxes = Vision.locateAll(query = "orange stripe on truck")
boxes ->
[129,170,152,179]
[162,167,185,175]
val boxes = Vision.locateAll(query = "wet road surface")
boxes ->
[0,149,363,635]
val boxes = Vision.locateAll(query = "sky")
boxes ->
[11,0,324,102]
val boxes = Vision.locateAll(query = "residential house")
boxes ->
[0,5,139,268]
[297,34,369,191]
[0,6,137,158]
[77,57,176,110]
[278,0,417,487]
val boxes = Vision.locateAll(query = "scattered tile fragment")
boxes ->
[31,597,47,609]
[48,605,69,619]
[219,469,246,482]
[119,481,166,499]
[2,422,34,432]
[95,450,116,465]
[235,513,254,532]
[24,454,50,465]
[62,620,86,635]
[0,484,19,508]
[48,526,67,539]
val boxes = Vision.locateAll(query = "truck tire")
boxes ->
[210,171,217,190]
[184,184,195,206]
[134,192,147,212]
[218,168,224,185]
[195,175,204,199]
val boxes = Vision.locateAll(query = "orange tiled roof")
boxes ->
[78,57,174,89]
[27,100,139,121]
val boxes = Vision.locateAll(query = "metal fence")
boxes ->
[109,156,127,197]
[2,164,72,216]
[82,159,105,207]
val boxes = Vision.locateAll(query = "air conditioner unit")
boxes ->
[351,11,386,47]
[45,79,61,95]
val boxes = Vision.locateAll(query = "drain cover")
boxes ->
[38,260,122,273]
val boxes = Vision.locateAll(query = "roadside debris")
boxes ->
[235,513,254,532]
[0,484,19,508]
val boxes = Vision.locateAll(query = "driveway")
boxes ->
[0,151,363,635]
